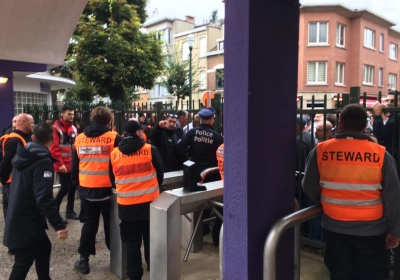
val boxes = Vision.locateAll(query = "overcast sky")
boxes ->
[146,0,400,31]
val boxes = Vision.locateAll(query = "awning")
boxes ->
[360,98,378,108]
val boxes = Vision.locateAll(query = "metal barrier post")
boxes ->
[263,205,322,280]
[220,224,224,280]
[150,180,223,279]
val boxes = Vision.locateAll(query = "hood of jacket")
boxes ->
[118,135,146,155]
[12,142,50,170]
[84,121,111,137]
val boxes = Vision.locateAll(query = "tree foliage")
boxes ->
[162,48,200,104]
[66,0,164,102]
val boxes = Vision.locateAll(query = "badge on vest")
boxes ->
[79,146,102,154]
[44,171,53,178]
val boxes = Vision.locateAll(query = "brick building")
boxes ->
[298,4,400,108]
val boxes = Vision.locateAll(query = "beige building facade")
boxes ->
[298,4,400,108]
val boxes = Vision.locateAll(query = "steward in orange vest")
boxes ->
[110,120,163,280]
[0,113,33,218]
[302,104,400,280]
[71,106,122,275]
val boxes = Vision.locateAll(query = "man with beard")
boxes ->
[50,106,79,220]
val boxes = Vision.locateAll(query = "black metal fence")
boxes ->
[23,94,224,134]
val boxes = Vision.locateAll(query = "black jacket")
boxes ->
[295,131,313,173]
[111,135,164,221]
[71,121,122,200]
[0,130,32,185]
[148,124,183,172]
[177,124,223,182]
[3,142,66,249]
[373,114,400,160]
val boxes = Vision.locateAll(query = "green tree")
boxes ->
[162,48,200,105]
[209,9,223,27]
[67,0,164,102]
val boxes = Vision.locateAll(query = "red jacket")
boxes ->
[49,119,77,173]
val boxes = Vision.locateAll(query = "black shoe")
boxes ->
[74,257,90,274]
[62,218,68,224]
[66,211,79,220]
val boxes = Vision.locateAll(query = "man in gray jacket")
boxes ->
[302,104,400,280]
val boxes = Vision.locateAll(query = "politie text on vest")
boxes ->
[194,130,214,144]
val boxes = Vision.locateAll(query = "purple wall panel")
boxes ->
[224,0,300,279]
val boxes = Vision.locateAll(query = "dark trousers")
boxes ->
[55,172,76,212]
[9,234,52,280]
[212,207,223,246]
[78,198,110,256]
[323,229,386,280]
[120,220,150,280]
[2,184,10,219]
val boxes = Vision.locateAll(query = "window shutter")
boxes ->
[318,62,326,82]
[308,62,316,82]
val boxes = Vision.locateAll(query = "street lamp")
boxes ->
[187,34,195,110]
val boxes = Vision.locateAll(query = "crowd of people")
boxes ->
[0,106,224,280]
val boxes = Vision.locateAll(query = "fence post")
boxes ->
[213,94,222,134]
[349,86,360,104]
[42,104,49,123]
[82,102,91,128]
[156,102,163,124]
[32,104,40,124]
[52,103,60,121]
[115,100,124,134]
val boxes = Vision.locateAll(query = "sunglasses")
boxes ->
[167,114,178,118]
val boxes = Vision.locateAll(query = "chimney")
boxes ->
[185,15,195,24]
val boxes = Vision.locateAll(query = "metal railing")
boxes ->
[263,205,323,280]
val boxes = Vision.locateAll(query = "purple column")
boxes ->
[0,60,46,130]
[224,0,299,279]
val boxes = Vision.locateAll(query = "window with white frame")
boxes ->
[380,34,384,52]
[336,24,345,47]
[14,92,48,115]
[199,71,206,89]
[182,41,189,61]
[150,84,168,98]
[335,63,345,85]
[389,73,397,90]
[390,43,398,60]
[308,22,328,44]
[378,68,383,87]
[307,61,327,84]
[218,41,224,51]
[364,28,375,49]
[363,65,374,85]
[157,29,171,45]
[200,37,207,58]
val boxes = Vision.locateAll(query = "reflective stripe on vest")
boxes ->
[1,133,28,183]
[316,138,385,221]
[216,143,224,180]
[111,144,160,205]
[53,123,77,164]
[74,131,116,188]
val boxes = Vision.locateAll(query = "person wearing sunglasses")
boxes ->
[148,113,184,172]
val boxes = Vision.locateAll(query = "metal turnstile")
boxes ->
[150,180,223,280]
[110,171,183,279]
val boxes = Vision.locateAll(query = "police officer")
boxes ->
[110,120,164,280]
[303,104,400,280]
[177,107,224,182]
[71,106,121,274]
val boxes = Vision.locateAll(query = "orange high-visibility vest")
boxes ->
[216,143,224,180]
[74,131,116,188]
[111,144,159,205]
[316,138,385,221]
[1,133,28,183]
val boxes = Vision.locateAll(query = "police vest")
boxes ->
[74,131,116,188]
[216,143,224,180]
[111,144,159,205]
[316,138,385,221]
[1,133,28,183]
[53,123,77,163]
